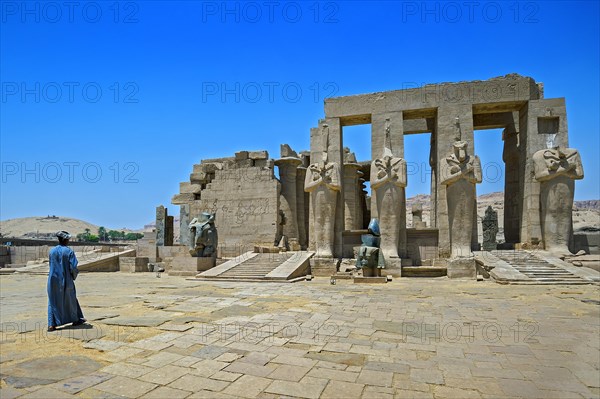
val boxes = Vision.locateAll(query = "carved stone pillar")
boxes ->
[296,166,308,249]
[305,162,341,258]
[275,157,302,249]
[343,163,362,230]
[533,147,583,254]
[440,141,482,259]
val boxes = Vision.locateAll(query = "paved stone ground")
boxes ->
[1,273,599,398]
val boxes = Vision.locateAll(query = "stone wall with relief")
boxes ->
[173,151,281,258]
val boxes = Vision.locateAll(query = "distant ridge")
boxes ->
[0,216,135,238]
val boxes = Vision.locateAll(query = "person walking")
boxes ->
[47,231,86,332]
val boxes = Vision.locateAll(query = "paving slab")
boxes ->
[1,355,102,388]
[221,374,272,398]
[94,375,158,398]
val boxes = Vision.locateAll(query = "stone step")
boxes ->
[196,251,313,282]
[402,266,447,277]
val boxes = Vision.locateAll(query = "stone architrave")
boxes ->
[370,121,407,259]
[533,147,584,254]
[440,140,482,258]
[305,125,341,258]
[482,206,499,251]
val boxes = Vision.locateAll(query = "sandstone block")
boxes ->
[172,193,195,205]
[447,257,476,279]
[249,150,268,160]
[235,151,249,161]
[179,182,203,194]
[235,159,254,168]
[168,257,216,276]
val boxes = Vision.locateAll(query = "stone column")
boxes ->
[305,163,341,258]
[503,128,520,243]
[355,170,365,229]
[275,157,302,249]
[343,163,362,230]
[440,141,482,259]
[435,104,475,257]
[156,205,167,246]
[308,118,343,257]
[519,98,569,245]
[371,112,407,261]
[533,147,583,254]
[296,166,308,249]
[165,216,174,246]
[180,204,190,247]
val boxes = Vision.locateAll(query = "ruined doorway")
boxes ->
[404,132,433,228]
[473,128,507,245]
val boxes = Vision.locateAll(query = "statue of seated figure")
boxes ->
[355,219,385,277]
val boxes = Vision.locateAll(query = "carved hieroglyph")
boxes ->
[305,125,341,258]
[533,147,583,254]
[370,119,407,259]
[441,140,482,258]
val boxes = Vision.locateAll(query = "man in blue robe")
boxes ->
[47,231,85,331]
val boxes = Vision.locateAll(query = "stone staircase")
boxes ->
[195,251,313,282]
[477,250,600,285]
[218,253,286,279]
[493,251,587,283]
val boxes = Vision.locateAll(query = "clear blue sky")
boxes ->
[1,1,598,229]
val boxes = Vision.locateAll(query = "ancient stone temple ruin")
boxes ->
[139,74,588,281]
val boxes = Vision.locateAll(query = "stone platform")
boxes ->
[1,272,599,399]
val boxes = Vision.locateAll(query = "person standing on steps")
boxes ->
[47,230,86,332]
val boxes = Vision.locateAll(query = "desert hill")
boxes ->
[0,216,132,239]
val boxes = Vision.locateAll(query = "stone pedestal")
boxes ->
[169,257,216,277]
[310,257,339,277]
[384,257,402,277]
[362,266,381,277]
[447,257,476,279]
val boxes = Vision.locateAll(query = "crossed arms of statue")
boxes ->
[304,162,341,192]
[533,147,584,182]
[440,155,482,186]
[370,157,407,190]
